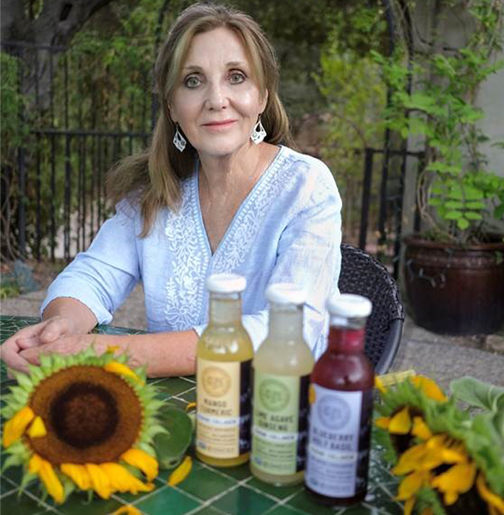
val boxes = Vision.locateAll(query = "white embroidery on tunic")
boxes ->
[212,154,300,273]
[163,150,305,330]
[164,179,209,330]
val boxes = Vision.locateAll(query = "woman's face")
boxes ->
[169,27,267,161]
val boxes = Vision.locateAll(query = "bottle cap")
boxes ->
[206,273,246,293]
[265,283,306,305]
[327,294,372,318]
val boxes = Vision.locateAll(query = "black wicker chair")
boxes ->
[338,244,404,374]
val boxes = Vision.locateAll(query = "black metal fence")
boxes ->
[1,41,151,262]
[358,146,424,277]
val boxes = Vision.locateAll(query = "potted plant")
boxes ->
[375,0,504,335]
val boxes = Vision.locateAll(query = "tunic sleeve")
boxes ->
[266,174,342,356]
[40,201,141,325]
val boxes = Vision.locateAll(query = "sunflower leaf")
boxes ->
[144,424,167,439]
[137,442,156,456]
[28,364,45,384]
[450,377,504,413]
[39,353,52,369]
[13,372,33,392]
[8,386,29,404]
[51,354,66,371]
[19,471,37,491]
[1,405,16,419]
[154,407,192,470]
[1,453,23,472]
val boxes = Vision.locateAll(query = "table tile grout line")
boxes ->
[260,491,312,515]
[240,476,305,504]
[376,483,403,508]
[14,484,64,514]
[172,481,243,515]
[361,501,398,515]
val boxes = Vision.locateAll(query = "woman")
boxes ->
[1,2,342,377]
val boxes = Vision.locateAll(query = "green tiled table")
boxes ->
[0,315,401,515]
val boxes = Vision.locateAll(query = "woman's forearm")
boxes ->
[43,298,98,334]
[95,330,199,377]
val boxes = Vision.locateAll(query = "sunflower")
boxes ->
[1,346,166,504]
[374,374,504,515]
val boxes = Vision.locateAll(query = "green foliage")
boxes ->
[0,280,21,299]
[451,377,504,414]
[1,52,30,162]
[374,0,504,244]
[314,4,388,238]
[154,404,193,469]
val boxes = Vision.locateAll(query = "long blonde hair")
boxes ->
[107,2,293,236]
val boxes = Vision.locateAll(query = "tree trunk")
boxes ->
[1,0,114,109]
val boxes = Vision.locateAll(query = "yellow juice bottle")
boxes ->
[251,284,314,485]
[196,273,254,467]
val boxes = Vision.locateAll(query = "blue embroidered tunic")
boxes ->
[41,146,342,359]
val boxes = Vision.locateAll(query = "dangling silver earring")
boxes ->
[173,123,187,152]
[251,116,267,144]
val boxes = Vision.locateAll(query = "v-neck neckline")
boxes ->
[194,145,285,259]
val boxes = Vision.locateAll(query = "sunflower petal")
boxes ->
[168,457,192,487]
[389,407,412,434]
[100,463,155,495]
[121,449,158,482]
[375,376,387,393]
[2,406,35,447]
[28,454,43,474]
[431,462,477,505]
[411,417,432,440]
[396,470,429,500]
[440,442,468,464]
[411,376,447,402]
[86,463,112,499]
[185,402,196,411]
[392,443,427,475]
[476,474,504,513]
[404,497,415,515]
[104,362,143,384]
[375,417,391,429]
[29,454,64,503]
[111,506,143,515]
[27,416,47,439]
[61,463,91,490]
[39,459,65,504]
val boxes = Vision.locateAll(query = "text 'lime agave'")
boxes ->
[1,347,167,504]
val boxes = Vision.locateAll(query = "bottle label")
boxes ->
[196,358,252,459]
[251,372,310,475]
[305,385,372,498]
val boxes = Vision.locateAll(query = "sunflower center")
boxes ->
[50,382,119,449]
[29,365,143,464]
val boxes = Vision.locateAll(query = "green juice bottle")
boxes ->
[196,273,254,467]
[251,284,314,485]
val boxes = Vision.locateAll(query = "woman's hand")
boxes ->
[19,334,100,368]
[0,316,77,374]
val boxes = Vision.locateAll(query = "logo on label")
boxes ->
[201,366,231,397]
[317,395,351,430]
[259,378,290,412]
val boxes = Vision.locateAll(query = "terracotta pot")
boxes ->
[403,235,504,335]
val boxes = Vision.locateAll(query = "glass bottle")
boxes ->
[196,273,254,467]
[251,284,314,485]
[305,294,374,506]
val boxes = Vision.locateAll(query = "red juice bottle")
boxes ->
[305,294,374,506]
